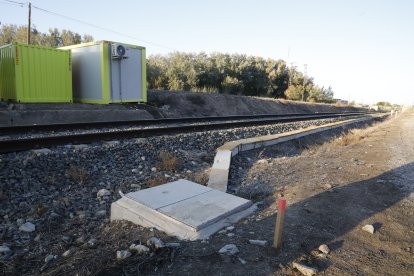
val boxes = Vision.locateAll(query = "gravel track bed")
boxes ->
[0,116,351,141]
[0,116,363,275]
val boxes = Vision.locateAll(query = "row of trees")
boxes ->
[1,24,334,102]
[147,52,335,102]
[0,24,93,48]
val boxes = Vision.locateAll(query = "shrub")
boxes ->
[157,151,180,171]
[66,165,89,185]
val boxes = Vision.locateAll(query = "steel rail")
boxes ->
[0,112,369,135]
[0,113,369,153]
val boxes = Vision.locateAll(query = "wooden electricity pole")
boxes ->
[27,2,31,44]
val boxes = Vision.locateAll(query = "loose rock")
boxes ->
[249,239,267,246]
[292,262,318,276]
[318,244,330,254]
[130,244,150,255]
[44,254,55,263]
[62,249,71,257]
[87,238,98,247]
[19,222,36,233]
[116,250,131,260]
[0,245,11,255]
[218,244,239,255]
[97,189,111,198]
[362,224,375,234]
[226,226,235,231]
[147,237,164,249]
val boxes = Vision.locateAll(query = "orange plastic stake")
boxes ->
[273,197,287,249]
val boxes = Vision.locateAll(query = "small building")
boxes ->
[60,41,146,104]
[0,42,72,103]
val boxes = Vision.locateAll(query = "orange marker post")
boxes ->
[273,196,287,250]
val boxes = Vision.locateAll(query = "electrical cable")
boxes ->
[31,4,175,51]
[0,0,25,7]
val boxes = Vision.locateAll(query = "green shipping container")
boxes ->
[0,42,72,103]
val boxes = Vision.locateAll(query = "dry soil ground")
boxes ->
[101,110,413,275]
[220,110,414,275]
[1,111,412,276]
[154,111,411,275]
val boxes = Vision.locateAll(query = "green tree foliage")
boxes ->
[376,101,392,107]
[0,24,93,47]
[147,52,335,103]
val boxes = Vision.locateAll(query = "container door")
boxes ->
[109,45,142,102]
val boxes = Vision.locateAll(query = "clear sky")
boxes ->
[1,0,413,105]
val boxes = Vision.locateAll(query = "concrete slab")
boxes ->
[111,179,255,240]
[159,189,252,230]
[125,179,212,209]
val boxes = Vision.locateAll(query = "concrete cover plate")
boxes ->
[111,179,255,240]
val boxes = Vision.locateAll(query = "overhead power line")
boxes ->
[0,0,25,7]
[31,4,175,50]
[3,0,25,6]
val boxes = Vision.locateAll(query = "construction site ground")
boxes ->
[171,110,413,275]
[1,110,413,275]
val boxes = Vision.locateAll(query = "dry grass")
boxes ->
[147,175,169,188]
[188,169,210,185]
[330,128,370,147]
[157,151,180,171]
[66,165,89,185]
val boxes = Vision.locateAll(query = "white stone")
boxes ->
[97,189,111,198]
[249,239,267,246]
[318,244,330,254]
[0,245,11,255]
[151,167,157,172]
[62,249,71,257]
[227,233,235,237]
[141,156,146,161]
[226,226,235,231]
[219,244,239,255]
[292,262,318,276]
[362,224,375,234]
[147,237,164,249]
[19,222,35,232]
[238,257,247,265]
[44,254,55,263]
[323,183,333,189]
[129,244,150,255]
[88,238,97,247]
[132,169,139,173]
[116,250,131,260]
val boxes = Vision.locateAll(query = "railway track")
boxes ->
[0,112,371,153]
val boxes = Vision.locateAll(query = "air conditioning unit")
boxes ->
[112,43,129,59]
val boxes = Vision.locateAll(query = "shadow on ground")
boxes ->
[163,162,414,275]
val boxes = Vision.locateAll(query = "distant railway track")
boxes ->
[0,112,371,153]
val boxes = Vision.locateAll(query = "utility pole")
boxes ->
[27,2,31,44]
[302,64,307,102]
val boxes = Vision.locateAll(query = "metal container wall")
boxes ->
[60,41,146,104]
[0,42,72,103]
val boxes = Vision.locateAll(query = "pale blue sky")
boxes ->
[1,0,413,105]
